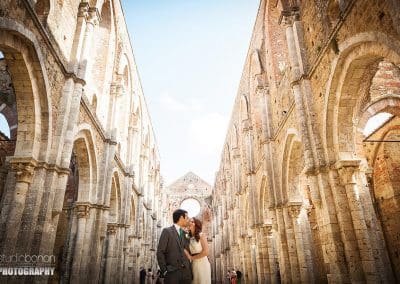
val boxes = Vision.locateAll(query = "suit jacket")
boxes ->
[156,225,192,280]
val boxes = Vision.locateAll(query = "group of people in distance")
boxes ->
[226,269,242,284]
[156,209,212,284]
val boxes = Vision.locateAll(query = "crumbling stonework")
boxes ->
[165,172,213,233]
[213,0,400,283]
[0,1,162,283]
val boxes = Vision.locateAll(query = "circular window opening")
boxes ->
[180,198,201,218]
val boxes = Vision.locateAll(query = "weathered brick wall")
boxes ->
[46,0,79,60]
[0,0,162,282]
[213,0,400,282]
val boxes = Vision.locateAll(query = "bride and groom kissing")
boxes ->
[156,209,211,284]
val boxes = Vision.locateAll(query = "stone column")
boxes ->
[77,6,99,79]
[69,2,90,68]
[242,235,253,283]
[89,206,109,283]
[231,244,239,272]
[283,10,350,282]
[251,236,259,283]
[274,207,291,283]
[282,205,301,283]
[336,160,379,283]
[261,225,273,283]
[216,255,221,284]
[70,203,90,283]
[104,224,118,284]
[80,205,96,279]
[254,226,266,283]
[358,168,394,282]
[264,225,279,284]
[59,3,99,167]
[1,159,35,253]
[288,203,313,283]
[259,87,278,210]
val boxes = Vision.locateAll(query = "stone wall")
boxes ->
[0,0,163,283]
[212,0,400,283]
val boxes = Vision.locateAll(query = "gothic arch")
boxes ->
[323,31,400,162]
[258,174,268,224]
[73,126,98,203]
[130,106,141,164]
[0,22,52,161]
[223,144,231,168]
[109,171,121,223]
[231,124,238,148]
[240,95,249,122]
[250,49,266,94]
[280,128,301,205]
[129,197,136,226]
[91,0,114,101]
[116,52,134,97]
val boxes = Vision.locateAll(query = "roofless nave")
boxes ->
[0,0,400,283]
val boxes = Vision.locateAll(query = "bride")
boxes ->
[184,217,211,284]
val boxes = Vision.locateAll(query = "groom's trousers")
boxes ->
[164,270,191,284]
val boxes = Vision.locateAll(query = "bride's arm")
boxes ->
[184,249,193,261]
[192,233,209,260]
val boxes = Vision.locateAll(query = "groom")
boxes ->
[157,209,192,284]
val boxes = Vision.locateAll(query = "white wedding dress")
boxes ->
[189,234,211,284]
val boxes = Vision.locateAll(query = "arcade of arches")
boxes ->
[0,0,399,283]
[0,0,161,283]
[213,0,400,283]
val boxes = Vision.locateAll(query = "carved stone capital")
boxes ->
[78,2,90,18]
[291,8,301,22]
[335,159,361,185]
[280,7,300,26]
[107,223,117,234]
[128,234,136,241]
[76,203,90,218]
[280,10,293,26]
[262,223,273,236]
[87,7,101,26]
[10,158,37,184]
[287,202,302,218]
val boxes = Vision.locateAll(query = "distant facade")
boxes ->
[213,0,400,283]
[0,0,163,283]
[165,172,213,261]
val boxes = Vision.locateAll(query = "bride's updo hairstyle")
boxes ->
[190,217,202,242]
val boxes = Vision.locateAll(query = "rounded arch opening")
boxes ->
[180,198,201,218]
[0,30,52,162]
[324,34,400,163]
[323,34,400,279]
[109,173,120,224]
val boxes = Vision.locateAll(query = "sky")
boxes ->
[121,0,260,185]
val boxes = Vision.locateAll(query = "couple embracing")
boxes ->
[156,209,211,284]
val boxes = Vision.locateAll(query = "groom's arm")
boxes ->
[156,228,169,274]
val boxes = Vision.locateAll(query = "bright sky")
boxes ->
[121,0,260,185]
[180,198,201,218]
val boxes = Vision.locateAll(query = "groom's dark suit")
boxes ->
[156,225,192,284]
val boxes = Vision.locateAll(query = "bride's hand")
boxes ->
[184,249,192,261]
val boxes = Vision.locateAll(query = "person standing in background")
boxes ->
[140,267,147,284]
